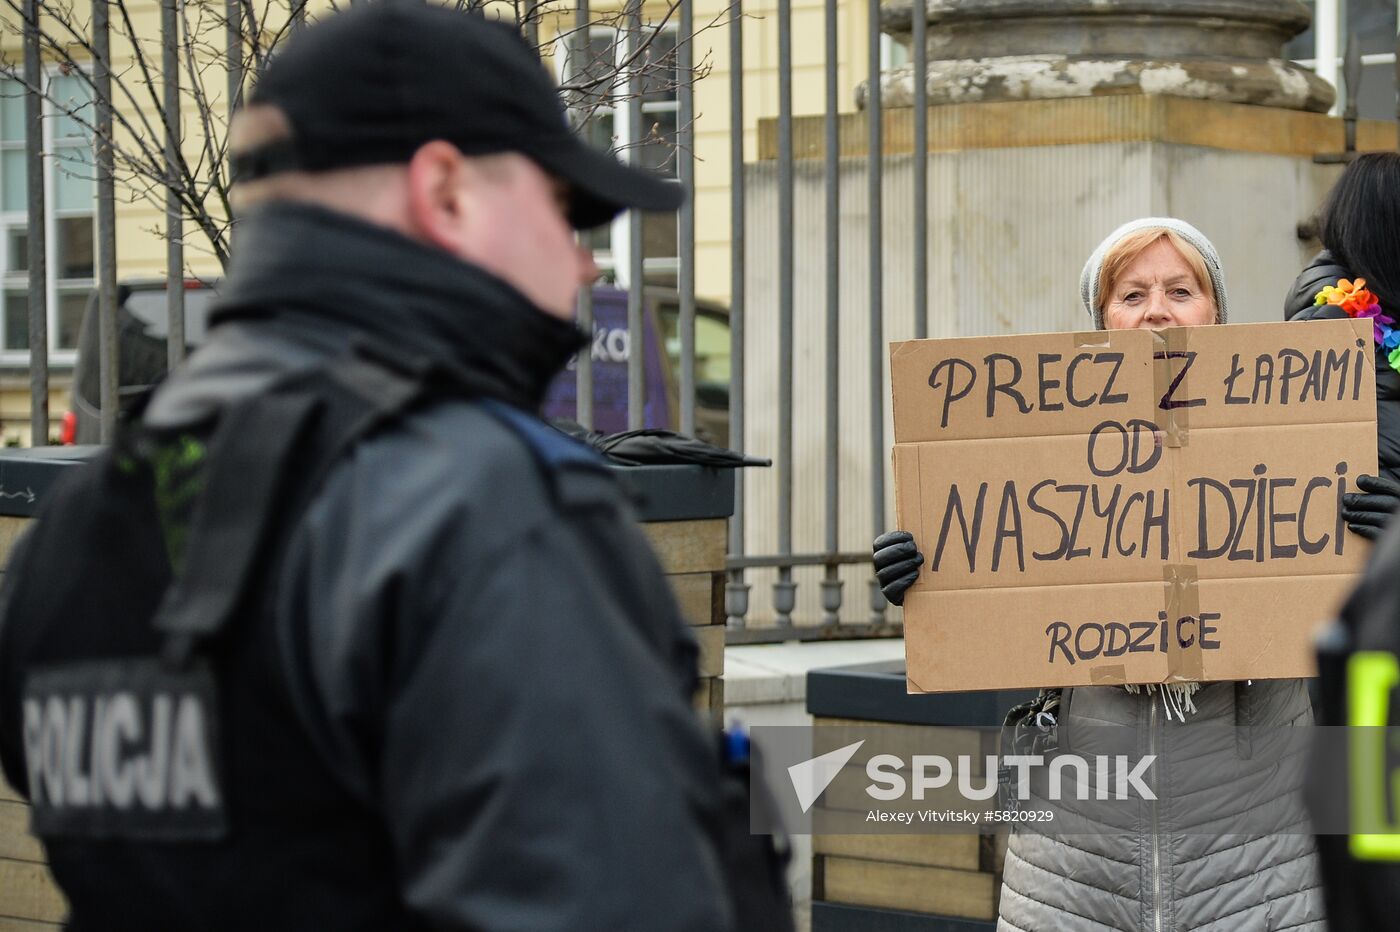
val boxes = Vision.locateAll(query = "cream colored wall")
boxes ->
[690,0,871,305]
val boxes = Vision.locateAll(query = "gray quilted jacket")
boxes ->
[998,679,1324,932]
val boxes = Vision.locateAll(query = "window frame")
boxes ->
[1291,0,1400,116]
[564,22,681,288]
[0,66,96,367]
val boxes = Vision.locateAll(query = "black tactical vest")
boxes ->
[0,347,435,931]
[0,343,795,932]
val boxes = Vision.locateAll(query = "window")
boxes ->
[659,305,731,392]
[571,25,680,288]
[0,72,95,361]
[1288,0,1400,119]
[880,35,909,70]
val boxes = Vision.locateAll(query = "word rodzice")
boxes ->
[925,345,1370,427]
[1046,613,1221,665]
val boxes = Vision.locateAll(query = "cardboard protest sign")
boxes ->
[891,320,1377,693]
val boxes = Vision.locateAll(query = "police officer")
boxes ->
[0,5,780,929]
[1307,517,1400,927]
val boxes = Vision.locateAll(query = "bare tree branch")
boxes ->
[0,0,723,272]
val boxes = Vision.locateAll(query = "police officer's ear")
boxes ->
[405,140,474,257]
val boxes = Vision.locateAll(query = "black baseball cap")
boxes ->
[233,0,682,229]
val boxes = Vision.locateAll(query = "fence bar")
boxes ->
[22,0,47,445]
[725,0,749,627]
[226,0,243,120]
[626,0,645,430]
[867,0,886,624]
[576,237,596,427]
[524,0,539,48]
[1316,0,1339,115]
[164,0,185,369]
[574,0,594,428]
[1343,33,1361,153]
[912,0,928,340]
[773,0,795,626]
[726,620,901,645]
[821,0,841,624]
[678,0,696,436]
[730,551,876,570]
[95,0,119,443]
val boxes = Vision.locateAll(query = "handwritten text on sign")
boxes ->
[890,320,1377,693]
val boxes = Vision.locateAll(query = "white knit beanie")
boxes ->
[1079,217,1229,330]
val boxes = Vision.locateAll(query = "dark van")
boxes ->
[66,280,730,446]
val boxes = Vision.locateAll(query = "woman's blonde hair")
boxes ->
[1097,228,1218,319]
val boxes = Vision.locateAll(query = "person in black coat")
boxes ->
[1290,151,1400,932]
[1285,153,1400,535]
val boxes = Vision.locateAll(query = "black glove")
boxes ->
[872,530,924,606]
[1341,474,1400,541]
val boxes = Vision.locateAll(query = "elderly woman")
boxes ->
[875,218,1326,931]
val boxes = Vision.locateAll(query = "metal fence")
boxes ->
[6,0,1400,644]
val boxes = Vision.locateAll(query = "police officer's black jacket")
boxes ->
[0,203,736,930]
[1286,248,1400,483]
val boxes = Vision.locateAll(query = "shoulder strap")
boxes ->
[476,398,618,512]
[153,346,432,667]
[476,398,606,472]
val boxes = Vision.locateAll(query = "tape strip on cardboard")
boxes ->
[1091,665,1127,684]
[1163,563,1204,682]
[1153,329,1191,448]
[1072,331,1113,349]
[1071,330,1163,436]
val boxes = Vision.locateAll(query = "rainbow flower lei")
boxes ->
[1314,278,1400,374]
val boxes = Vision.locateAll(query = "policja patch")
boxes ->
[0,343,435,856]
[22,658,225,840]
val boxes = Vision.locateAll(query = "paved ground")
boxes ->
[725,638,907,708]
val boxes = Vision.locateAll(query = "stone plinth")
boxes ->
[869,0,1333,112]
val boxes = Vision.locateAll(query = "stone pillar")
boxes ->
[871,0,1333,112]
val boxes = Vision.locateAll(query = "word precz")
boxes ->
[927,350,1130,427]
